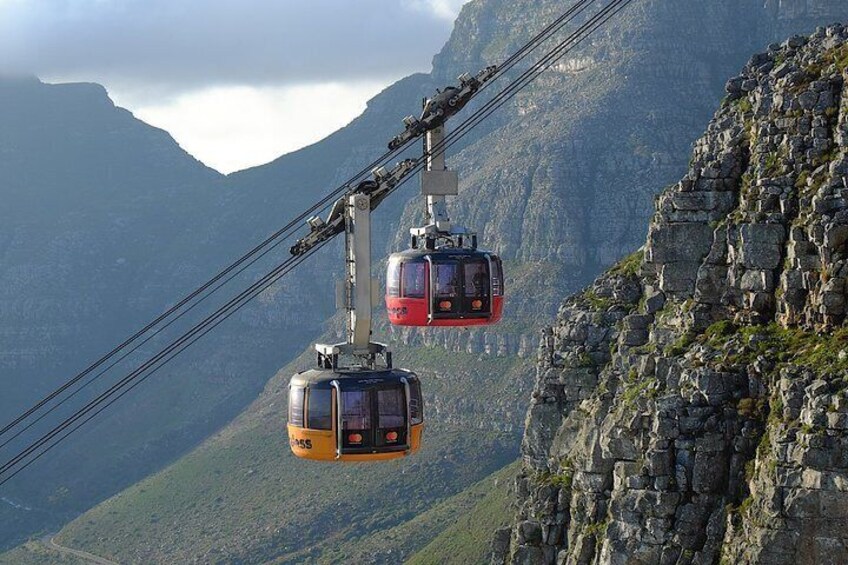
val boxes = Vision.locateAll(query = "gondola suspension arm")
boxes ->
[387,65,498,150]
[290,159,416,258]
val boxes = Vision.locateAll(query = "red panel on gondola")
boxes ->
[386,249,504,327]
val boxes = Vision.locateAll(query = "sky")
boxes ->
[0,0,471,173]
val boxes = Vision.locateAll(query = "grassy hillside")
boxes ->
[404,461,518,565]
[44,343,532,563]
[1,461,518,565]
[0,541,87,564]
[275,461,519,564]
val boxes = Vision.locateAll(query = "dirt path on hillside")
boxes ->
[42,534,119,565]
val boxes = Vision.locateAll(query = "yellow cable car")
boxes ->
[287,368,424,462]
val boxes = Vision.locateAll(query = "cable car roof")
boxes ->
[290,368,419,389]
[390,247,499,260]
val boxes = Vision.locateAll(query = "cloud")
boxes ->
[112,81,387,174]
[404,0,471,20]
[1,1,472,173]
[0,0,471,91]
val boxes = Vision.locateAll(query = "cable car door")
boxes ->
[463,258,491,315]
[432,260,460,316]
[341,389,373,450]
[375,387,407,448]
[340,386,408,451]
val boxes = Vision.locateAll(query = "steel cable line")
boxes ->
[369,0,631,207]
[496,0,596,71]
[0,140,411,441]
[261,0,635,279]
[426,0,635,168]
[0,231,295,451]
[275,0,603,230]
[308,0,627,226]
[378,0,637,212]
[0,0,597,442]
[0,137,419,445]
[0,0,636,482]
[0,246,322,481]
[0,247,321,487]
[268,0,625,262]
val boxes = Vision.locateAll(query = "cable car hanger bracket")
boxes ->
[388,65,498,151]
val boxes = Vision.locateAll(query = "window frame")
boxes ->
[387,257,402,298]
[340,389,374,449]
[341,389,373,431]
[306,388,333,430]
[433,261,461,298]
[409,378,424,425]
[492,256,504,297]
[400,260,427,299]
[463,259,490,298]
[288,385,305,428]
[376,387,407,429]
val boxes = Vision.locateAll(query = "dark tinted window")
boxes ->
[342,390,371,430]
[307,388,332,430]
[409,379,423,425]
[464,260,489,297]
[434,262,459,297]
[377,388,406,428]
[402,261,426,298]
[289,386,304,427]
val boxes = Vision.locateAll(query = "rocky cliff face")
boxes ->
[499,25,848,564]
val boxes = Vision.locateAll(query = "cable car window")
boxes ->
[307,388,332,430]
[377,388,406,428]
[401,261,426,298]
[387,258,401,298]
[435,262,460,297]
[464,260,490,297]
[492,257,504,296]
[342,390,372,430]
[409,379,423,425]
[434,263,459,298]
[434,262,460,314]
[289,386,305,427]
[342,390,372,449]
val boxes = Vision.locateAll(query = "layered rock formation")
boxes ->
[499,25,848,564]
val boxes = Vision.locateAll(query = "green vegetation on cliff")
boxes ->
[702,322,848,375]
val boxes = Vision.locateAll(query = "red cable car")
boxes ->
[386,246,504,327]
[385,114,504,327]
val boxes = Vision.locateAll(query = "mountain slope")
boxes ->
[0,75,252,546]
[500,24,848,564]
[47,344,531,563]
[404,461,518,565]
